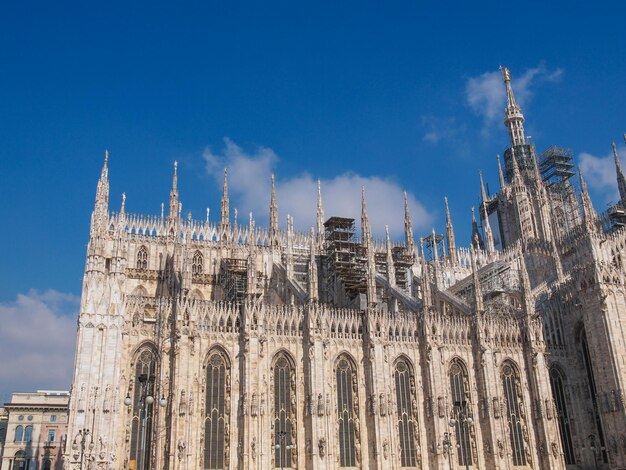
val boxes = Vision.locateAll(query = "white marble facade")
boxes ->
[65,70,626,469]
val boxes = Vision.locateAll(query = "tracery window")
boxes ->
[193,251,204,275]
[550,366,574,464]
[273,352,296,468]
[136,246,148,270]
[336,355,360,467]
[395,357,418,467]
[14,425,23,442]
[501,362,526,466]
[449,359,472,466]
[204,349,230,469]
[580,330,608,463]
[129,347,157,470]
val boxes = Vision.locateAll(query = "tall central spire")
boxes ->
[316,180,325,242]
[501,66,526,147]
[403,192,416,260]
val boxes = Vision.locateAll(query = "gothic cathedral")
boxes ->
[65,69,626,469]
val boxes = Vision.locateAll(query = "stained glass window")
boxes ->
[336,356,357,467]
[502,362,525,466]
[395,358,417,467]
[204,349,229,469]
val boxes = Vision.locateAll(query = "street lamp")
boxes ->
[124,374,166,470]
[442,431,453,470]
[78,428,90,470]
[448,400,473,470]
[275,430,293,470]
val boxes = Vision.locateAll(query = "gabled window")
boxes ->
[273,352,296,468]
[550,366,574,464]
[136,246,148,269]
[501,362,526,466]
[395,357,418,467]
[204,349,230,469]
[449,359,472,466]
[336,355,359,467]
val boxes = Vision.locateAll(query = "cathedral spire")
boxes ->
[470,247,484,312]
[404,192,416,261]
[579,168,598,231]
[269,174,279,246]
[316,180,325,242]
[361,186,371,245]
[471,207,484,250]
[482,201,495,253]
[479,171,488,203]
[612,142,626,203]
[220,168,230,233]
[385,225,396,288]
[497,154,506,189]
[168,161,179,220]
[501,66,526,147]
[510,146,522,186]
[361,187,377,305]
[308,227,318,302]
[93,150,110,227]
[444,197,457,264]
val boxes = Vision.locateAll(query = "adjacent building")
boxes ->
[0,391,69,470]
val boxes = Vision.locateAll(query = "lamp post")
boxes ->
[448,400,473,470]
[442,431,453,470]
[275,430,293,470]
[124,374,166,470]
[78,428,90,470]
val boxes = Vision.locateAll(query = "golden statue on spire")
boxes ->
[500,65,511,81]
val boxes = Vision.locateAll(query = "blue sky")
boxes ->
[0,1,624,398]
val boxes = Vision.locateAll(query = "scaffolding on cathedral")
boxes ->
[322,217,367,302]
[539,146,580,236]
[220,258,248,302]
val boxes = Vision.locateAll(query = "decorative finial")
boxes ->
[500,65,511,82]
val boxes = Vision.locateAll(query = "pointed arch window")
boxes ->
[129,348,157,470]
[580,330,608,463]
[193,251,204,275]
[273,352,296,468]
[204,349,230,469]
[14,425,23,442]
[449,359,472,466]
[550,366,574,464]
[501,362,526,466]
[136,246,148,270]
[336,355,359,467]
[395,357,418,467]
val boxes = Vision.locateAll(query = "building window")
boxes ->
[550,367,574,464]
[204,349,230,470]
[14,450,26,470]
[273,352,296,468]
[50,415,57,422]
[501,362,526,466]
[18,415,24,421]
[24,425,32,442]
[580,330,608,463]
[129,347,157,470]
[43,459,52,470]
[336,355,359,467]
[449,359,472,467]
[395,357,418,467]
[47,429,56,443]
[14,425,23,442]
[136,246,148,269]
[193,251,204,275]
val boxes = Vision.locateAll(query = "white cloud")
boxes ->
[0,290,78,401]
[465,64,563,134]
[579,144,626,205]
[203,138,434,238]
